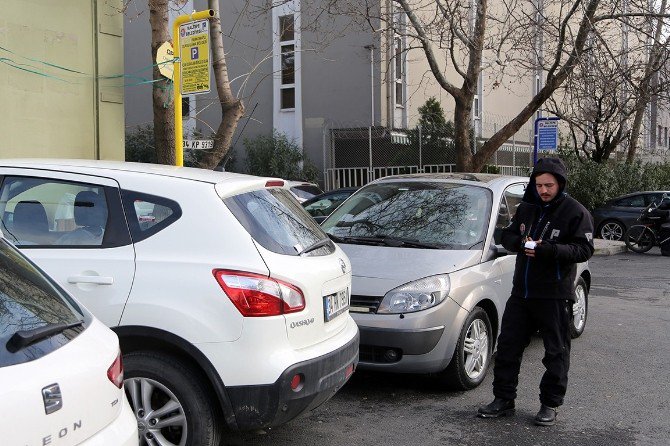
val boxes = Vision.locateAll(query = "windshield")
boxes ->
[225,188,334,256]
[321,181,492,250]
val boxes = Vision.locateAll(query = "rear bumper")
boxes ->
[226,330,359,430]
[80,393,138,445]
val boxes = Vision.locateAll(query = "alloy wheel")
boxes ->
[463,318,489,380]
[573,284,587,332]
[600,222,624,240]
[126,377,188,446]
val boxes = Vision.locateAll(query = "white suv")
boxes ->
[0,160,359,445]
[0,237,137,445]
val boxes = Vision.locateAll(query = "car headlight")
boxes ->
[377,274,451,314]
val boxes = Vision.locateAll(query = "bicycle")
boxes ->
[624,196,670,253]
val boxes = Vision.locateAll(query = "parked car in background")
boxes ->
[0,237,137,446]
[592,191,670,240]
[302,188,358,223]
[321,173,591,390]
[284,180,323,203]
[0,160,359,446]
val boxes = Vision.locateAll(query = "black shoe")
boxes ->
[477,397,515,418]
[534,404,557,426]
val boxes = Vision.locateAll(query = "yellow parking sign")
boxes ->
[179,19,210,95]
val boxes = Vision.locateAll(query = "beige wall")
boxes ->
[0,0,124,160]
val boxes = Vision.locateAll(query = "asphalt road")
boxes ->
[225,248,670,446]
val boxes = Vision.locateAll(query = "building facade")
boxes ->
[0,0,125,160]
[123,0,669,184]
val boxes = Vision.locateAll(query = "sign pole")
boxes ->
[173,9,214,167]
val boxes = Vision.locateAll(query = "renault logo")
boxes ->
[339,258,347,274]
[42,383,63,415]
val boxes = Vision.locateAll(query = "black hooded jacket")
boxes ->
[501,157,594,301]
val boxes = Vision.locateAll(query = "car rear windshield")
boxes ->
[290,185,322,200]
[225,188,334,256]
[0,240,86,367]
[321,181,492,250]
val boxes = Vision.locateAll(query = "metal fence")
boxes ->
[323,123,534,190]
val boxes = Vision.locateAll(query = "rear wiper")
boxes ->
[6,320,84,353]
[297,237,332,255]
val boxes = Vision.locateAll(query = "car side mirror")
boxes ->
[491,244,511,258]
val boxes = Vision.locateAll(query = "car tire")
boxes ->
[439,307,492,390]
[598,220,625,241]
[124,351,222,446]
[570,277,588,339]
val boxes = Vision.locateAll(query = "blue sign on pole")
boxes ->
[534,117,560,165]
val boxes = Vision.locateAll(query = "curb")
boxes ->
[593,240,627,256]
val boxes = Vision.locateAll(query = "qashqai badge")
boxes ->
[42,383,63,415]
[339,258,346,274]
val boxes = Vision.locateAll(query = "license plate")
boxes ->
[323,288,350,322]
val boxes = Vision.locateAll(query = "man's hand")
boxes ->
[524,239,542,257]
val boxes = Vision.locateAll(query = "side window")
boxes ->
[122,190,181,243]
[494,183,526,245]
[644,193,664,206]
[614,195,644,207]
[0,176,116,247]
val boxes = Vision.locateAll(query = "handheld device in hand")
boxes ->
[524,240,537,250]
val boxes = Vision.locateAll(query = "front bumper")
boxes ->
[353,297,468,374]
[226,330,359,430]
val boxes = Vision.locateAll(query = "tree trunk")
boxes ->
[196,0,245,170]
[149,0,175,165]
[453,100,474,171]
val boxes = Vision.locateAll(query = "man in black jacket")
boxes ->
[478,157,594,426]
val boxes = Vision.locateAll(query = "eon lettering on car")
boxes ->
[40,420,82,445]
[290,318,315,329]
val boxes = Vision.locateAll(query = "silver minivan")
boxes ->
[321,173,590,389]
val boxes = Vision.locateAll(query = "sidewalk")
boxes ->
[593,238,627,256]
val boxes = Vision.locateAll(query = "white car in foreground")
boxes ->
[0,159,359,445]
[0,237,137,446]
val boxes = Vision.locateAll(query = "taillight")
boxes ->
[265,180,284,187]
[213,269,305,317]
[107,351,124,389]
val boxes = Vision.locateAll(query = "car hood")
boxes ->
[338,243,482,294]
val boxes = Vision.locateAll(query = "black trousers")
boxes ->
[492,296,571,407]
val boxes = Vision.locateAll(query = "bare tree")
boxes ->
[547,0,670,164]
[195,0,246,169]
[329,0,670,171]
[145,0,246,168]
[626,0,668,163]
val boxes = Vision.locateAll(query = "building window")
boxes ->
[474,95,480,118]
[181,96,190,117]
[394,37,404,106]
[659,125,663,145]
[279,14,295,110]
[665,127,668,147]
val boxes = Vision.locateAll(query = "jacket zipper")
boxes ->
[524,209,545,299]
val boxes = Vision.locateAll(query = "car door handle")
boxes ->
[494,279,502,285]
[67,275,114,285]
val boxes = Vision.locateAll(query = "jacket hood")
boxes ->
[523,157,568,204]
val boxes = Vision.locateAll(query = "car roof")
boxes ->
[371,172,528,188]
[0,158,276,188]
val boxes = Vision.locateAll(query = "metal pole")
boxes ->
[369,127,373,182]
[364,45,375,127]
[173,9,215,166]
[418,125,422,171]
